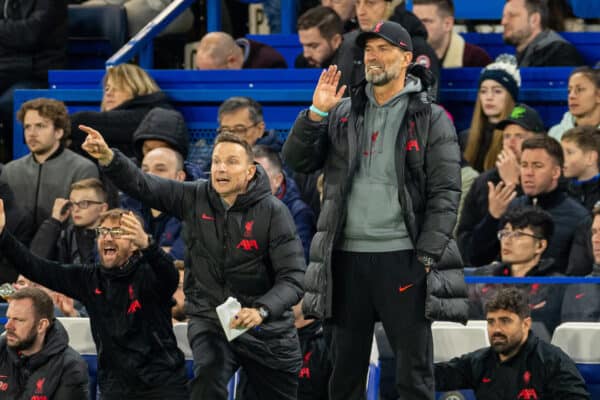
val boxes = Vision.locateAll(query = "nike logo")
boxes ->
[398,284,414,293]
[529,300,546,310]
[201,213,215,221]
[482,377,491,383]
[94,288,102,295]
[575,293,585,300]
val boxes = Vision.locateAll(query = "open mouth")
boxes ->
[103,247,117,257]
[215,177,230,184]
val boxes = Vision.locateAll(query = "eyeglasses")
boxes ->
[70,200,104,209]
[95,227,124,238]
[216,122,260,136]
[497,229,542,241]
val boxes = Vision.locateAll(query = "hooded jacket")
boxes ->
[549,111,600,141]
[131,107,190,162]
[0,231,189,399]
[0,319,88,400]
[69,92,173,158]
[517,30,585,67]
[435,332,590,399]
[283,67,465,321]
[561,264,600,322]
[0,0,67,81]
[101,150,306,372]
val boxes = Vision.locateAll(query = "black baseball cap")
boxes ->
[355,20,413,52]
[496,103,545,133]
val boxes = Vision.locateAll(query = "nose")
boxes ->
[5,319,13,331]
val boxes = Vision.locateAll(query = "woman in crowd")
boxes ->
[461,55,520,172]
[69,63,173,158]
[549,66,600,140]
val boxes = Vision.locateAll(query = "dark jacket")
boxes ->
[0,319,88,400]
[435,332,590,399]
[567,174,600,211]
[333,8,441,99]
[101,151,306,371]
[462,42,493,67]
[237,38,288,69]
[131,107,190,162]
[561,264,600,322]
[30,219,97,264]
[283,69,464,320]
[468,188,590,271]
[69,92,173,158]
[276,172,316,262]
[468,259,564,335]
[0,0,67,81]
[0,231,189,399]
[517,29,585,67]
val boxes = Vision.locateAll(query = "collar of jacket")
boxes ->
[497,258,556,277]
[99,252,142,279]
[31,145,65,164]
[526,187,567,208]
[5,319,69,369]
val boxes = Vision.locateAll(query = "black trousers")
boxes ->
[328,250,434,400]
[187,317,299,400]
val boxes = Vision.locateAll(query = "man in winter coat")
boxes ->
[283,21,464,400]
[0,205,189,399]
[80,127,306,400]
[0,287,88,399]
[436,287,590,399]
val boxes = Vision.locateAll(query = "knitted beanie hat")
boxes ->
[479,54,521,102]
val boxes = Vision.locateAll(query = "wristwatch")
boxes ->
[418,255,436,267]
[257,306,270,321]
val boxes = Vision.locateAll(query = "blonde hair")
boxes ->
[463,94,515,171]
[70,178,108,203]
[101,64,160,110]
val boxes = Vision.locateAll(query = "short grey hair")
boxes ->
[218,97,264,125]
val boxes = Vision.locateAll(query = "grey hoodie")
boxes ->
[549,111,600,141]
[339,76,422,252]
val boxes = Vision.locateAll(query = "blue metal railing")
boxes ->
[106,0,195,69]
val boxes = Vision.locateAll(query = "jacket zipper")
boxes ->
[34,162,43,228]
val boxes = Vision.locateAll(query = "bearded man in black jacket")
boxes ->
[80,126,306,400]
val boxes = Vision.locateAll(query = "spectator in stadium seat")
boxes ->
[549,67,600,140]
[0,0,67,163]
[0,287,89,399]
[333,0,441,97]
[461,55,520,172]
[468,136,589,271]
[70,64,172,159]
[457,103,545,265]
[30,178,108,265]
[412,0,492,68]
[436,287,590,399]
[121,147,187,261]
[501,0,585,67]
[561,205,600,322]
[469,206,564,336]
[194,31,287,70]
[0,206,189,399]
[295,6,344,69]
[284,22,466,399]
[81,129,305,400]
[0,99,99,243]
[254,145,316,261]
[131,107,205,180]
[322,0,358,32]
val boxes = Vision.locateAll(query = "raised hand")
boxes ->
[80,125,114,165]
[0,199,5,234]
[51,198,71,222]
[310,65,346,121]
[496,149,520,187]
[119,212,149,250]
[487,181,517,219]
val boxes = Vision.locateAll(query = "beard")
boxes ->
[490,333,523,357]
[365,57,404,86]
[503,26,532,47]
[6,325,38,353]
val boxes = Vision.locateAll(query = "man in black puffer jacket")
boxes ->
[80,128,306,400]
[284,21,464,400]
[0,287,88,400]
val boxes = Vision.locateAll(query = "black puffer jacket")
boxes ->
[0,319,88,400]
[283,71,463,320]
[0,0,67,81]
[70,92,173,158]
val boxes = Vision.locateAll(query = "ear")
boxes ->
[552,164,561,181]
[404,51,413,65]
[100,203,109,213]
[273,172,284,189]
[331,33,343,50]
[37,318,50,334]
[523,316,532,331]
[443,16,454,33]
[536,238,548,254]
[247,163,257,180]
[55,128,64,141]
[529,11,541,29]
[586,150,599,168]
[176,170,186,182]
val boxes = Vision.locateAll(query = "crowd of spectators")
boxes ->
[0,0,599,398]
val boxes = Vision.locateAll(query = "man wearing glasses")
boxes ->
[0,206,189,400]
[469,206,564,337]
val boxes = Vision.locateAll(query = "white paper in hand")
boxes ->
[216,297,249,342]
